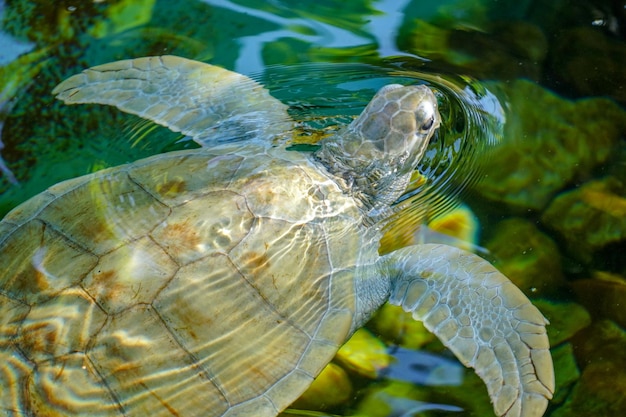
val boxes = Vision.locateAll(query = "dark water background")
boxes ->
[1,0,625,416]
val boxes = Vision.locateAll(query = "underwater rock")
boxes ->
[553,320,626,417]
[484,218,565,295]
[3,0,96,42]
[400,19,547,81]
[291,328,389,412]
[533,299,591,347]
[369,303,437,350]
[474,79,626,211]
[334,328,390,379]
[550,27,626,103]
[542,177,626,262]
[288,362,352,412]
[380,202,480,255]
[570,319,626,376]
[570,271,626,329]
[354,379,485,417]
[414,204,481,253]
[550,343,580,406]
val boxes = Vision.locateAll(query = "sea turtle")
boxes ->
[0,56,554,417]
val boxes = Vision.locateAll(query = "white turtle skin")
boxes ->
[0,56,554,417]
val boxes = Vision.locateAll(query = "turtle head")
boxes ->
[315,84,440,211]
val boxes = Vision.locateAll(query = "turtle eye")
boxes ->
[420,115,435,132]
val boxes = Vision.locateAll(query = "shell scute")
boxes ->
[150,190,253,265]
[152,253,314,411]
[88,304,226,416]
[36,170,170,255]
[17,287,106,363]
[82,236,179,315]
[128,150,245,206]
[0,219,98,305]
[26,353,121,417]
[229,217,332,337]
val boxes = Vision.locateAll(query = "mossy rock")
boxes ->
[485,218,565,295]
[542,177,626,263]
[533,299,591,346]
[553,320,626,416]
[550,27,626,103]
[474,80,626,211]
[570,271,626,328]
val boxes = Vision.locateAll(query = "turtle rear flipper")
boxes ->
[383,243,555,417]
[52,56,294,147]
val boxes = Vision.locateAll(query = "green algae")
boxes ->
[542,177,626,263]
[552,320,626,417]
[485,218,565,295]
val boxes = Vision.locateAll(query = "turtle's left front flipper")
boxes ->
[382,243,554,417]
[53,55,294,147]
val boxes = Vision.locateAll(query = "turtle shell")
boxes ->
[0,143,373,416]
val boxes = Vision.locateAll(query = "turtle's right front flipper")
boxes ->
[53,55,294,147]
[381,243,554,417]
